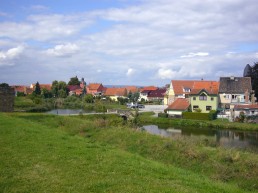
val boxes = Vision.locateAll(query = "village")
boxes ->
[0,63,257,122]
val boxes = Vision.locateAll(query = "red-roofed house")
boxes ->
[11,85,33,96]
[165,98,190,116]
[87,83,105,96]
[140,86,158,92]
[147,88,167,103]
[189,88,219,113]
[30,84,52,91]
[67,85,82,96]
[166,80,219,105]
[104,88,127,101]
[125,86,139,93]
[233,104,258,118]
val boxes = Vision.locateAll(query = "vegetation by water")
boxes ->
[140,112,258,131]
[1,113,258,192]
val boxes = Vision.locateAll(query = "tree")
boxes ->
[0,83,10,88]
[244,62,258,102]
[84,94,94,103]
[51,80,67,98]
[33,82,41,95]
[68,76,80,85]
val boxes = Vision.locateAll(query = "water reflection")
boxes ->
[46,109,94,115]
[142,125,258,151]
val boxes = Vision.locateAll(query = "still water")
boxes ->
[142,125,258,151]
[46,109,94,115]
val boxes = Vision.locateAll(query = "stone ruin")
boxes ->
[0,86,15,112]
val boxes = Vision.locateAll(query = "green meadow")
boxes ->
[0,113,258,192]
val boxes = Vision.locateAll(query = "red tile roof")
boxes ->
[166,98,190,110]
[125,86,139,93]
[104,88,127,96]
[31,84,52,91]
[171,80,219,95]
[140,86,158,92]
[67,85,81,91]
[190,88,218,95]
[88,83,102,90]
[148,88,167,98]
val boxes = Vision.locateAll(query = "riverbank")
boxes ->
[139,112,258,131]
[1,113,258,192]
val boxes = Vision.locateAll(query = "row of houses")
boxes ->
[11,76,258,119]
[165,76,258,120]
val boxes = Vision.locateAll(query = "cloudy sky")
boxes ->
[0,0,258,86]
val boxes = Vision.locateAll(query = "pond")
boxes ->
[46,109,95,115]
[142,125,258,151]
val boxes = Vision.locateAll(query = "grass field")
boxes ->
[0,113,257,192]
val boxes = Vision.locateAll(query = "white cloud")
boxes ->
[45,43,79,57]
[126,68,135,76]
[157,68,177,79]
[180,52,210,58]
[0,46,24,66]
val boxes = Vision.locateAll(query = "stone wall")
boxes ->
[0,87,15,112]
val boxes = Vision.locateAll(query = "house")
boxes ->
[139,90,153,102]
[104,87,127,101]
[67,85,82,96]
[165,98,190,117]
[30,83,52,91]
[233,104,258,119]
[166,80,219,105]
[86,83,105,96]
[218,76,252,110]
[11,85,33,96]
[125,86,139,93]
[189,88,219,113]
[147,88,167,103]
[140,86,158,92]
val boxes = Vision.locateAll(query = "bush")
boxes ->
[183,112,217,120]
[158,113,168,118]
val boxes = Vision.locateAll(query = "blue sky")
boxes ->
[0,0,258,86]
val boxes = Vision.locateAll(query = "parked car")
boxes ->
[137,104,145,108]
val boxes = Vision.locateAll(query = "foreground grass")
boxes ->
[0,113,257,192]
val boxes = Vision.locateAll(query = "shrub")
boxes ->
[158,113,168,118]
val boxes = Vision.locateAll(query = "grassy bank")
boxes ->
[139,112,258,131]
[1,113,258,192]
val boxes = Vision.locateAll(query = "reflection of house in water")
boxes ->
[215,130,258,149]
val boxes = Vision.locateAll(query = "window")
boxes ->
[193,105,199,109]
[199,93,207,100]
[193,97,196,100]
[211,97,214,101]
[183,88,191,93]
[206,106,212,111]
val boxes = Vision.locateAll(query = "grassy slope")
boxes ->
[0,113,243,193]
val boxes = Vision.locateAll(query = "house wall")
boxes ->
[139,93,149,101]
[167,82,175,105]
[167,110,183,116]
[0,87,15,112]
[219,93,246,104]
[190,93,218,113]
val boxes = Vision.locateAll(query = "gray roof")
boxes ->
[219,77,251,94]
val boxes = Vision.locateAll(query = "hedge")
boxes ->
[182,111,217,120]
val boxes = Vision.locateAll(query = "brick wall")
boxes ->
[0,87,15,112]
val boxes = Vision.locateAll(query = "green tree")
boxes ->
[33,82,41,95]
[0,83,10,88]
[51,80,59,97]
[42,88,53,98]
[84,94,94,103]
[68,76,80,85]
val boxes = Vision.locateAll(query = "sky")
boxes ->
[0,0,258,86]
